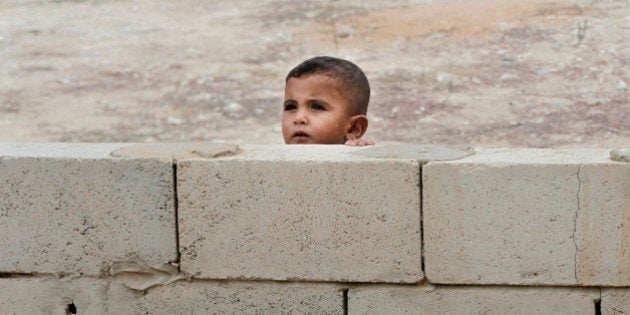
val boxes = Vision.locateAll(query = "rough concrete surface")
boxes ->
[110,142,240,160]
[0,142,126,158]
[178,148,422,282]
[601,288,630,315]
[0,277,111,314]
[610,149,630,163]
[0,155,176,275]
[423,149,629,285]
[350,143,474,161]
[207,143,472,162]
[349,284,600,314]
[0,277,343,314]
[575,164,630,285]
[107,280,344,314]
[0,0,627,147]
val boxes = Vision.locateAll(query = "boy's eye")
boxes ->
[311,103,325,110]
[284,104,297,111]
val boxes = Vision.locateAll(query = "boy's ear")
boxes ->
[345,115,369,140]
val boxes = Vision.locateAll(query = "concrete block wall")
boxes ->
[423,149,630,286]
[0,143,628,314]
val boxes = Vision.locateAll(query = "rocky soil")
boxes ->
[1,0,628,148]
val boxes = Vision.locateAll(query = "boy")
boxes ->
[282,56,374,146]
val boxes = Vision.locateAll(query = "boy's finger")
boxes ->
[345,139,375,146]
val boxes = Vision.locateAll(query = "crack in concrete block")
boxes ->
[573,164,583,284]
[171,162,181,272]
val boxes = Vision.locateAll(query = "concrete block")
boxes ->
[178,145,422,283]
[0,277,342,314]
[424,149,629,285]
[349,284,600,314]
[575,163,630,285]
[601,288,630,315]
[0,147,177,275]
[107,280,344,314]
[0,277,111,314]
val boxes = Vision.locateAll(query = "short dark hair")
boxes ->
[286,56,370,115]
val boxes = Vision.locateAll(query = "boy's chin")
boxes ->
[288,137,315,144]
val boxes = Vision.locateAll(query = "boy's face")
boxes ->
[282,74,353,144]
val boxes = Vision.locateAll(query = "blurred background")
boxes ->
[0,0,627,147]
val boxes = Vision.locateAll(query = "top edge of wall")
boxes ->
[213,144,474,162]
[0,142,239,161]
[0,142,624,164]
[430,148,620,165]
[0,142,475,162]
[0,142,128,159]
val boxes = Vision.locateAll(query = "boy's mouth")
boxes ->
[292,131,310,140]
[293,131,308,138]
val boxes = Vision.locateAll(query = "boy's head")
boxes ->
[282,56,370,144]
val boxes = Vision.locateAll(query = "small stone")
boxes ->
[616,80,627,90]
[499,73,519,81]
[426,33,445,40]
[336,24,354,38]
[222,102,245,118]
[585,98,609,106]
[263,31,292,43]
[167,117,183,125]
[106,102,119,111]
[57,78,72,85]
[436,72,460,87]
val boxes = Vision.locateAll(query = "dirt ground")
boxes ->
[1,0,628,148]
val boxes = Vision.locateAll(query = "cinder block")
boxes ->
[178,145,422,283]
[0,144,177,275]
[0,277,111,314]
[574,164,630,285]
[423,149,630,285]
[0,277,342,314]
[349,284,600,314]
[107,280,344,314]
[601,288,630,315]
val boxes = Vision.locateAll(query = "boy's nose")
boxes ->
[294,109,308,124]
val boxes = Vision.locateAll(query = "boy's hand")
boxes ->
[345,139,375,146]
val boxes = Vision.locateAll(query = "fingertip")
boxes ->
[345,139,360,146]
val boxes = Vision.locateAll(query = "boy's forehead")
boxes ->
[287,73,341,85]
[285,74,345,97]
